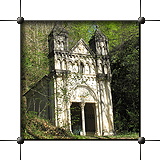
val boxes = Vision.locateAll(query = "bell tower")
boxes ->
[47,23,69,127]
[48,23,69,72]
[89,26,109,57]
[89,27,114,135]
[89,26,109,75]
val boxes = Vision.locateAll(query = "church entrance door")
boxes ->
[84,103,95,135]
[70,102,82,135]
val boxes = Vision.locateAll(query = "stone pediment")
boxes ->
[70,38,94,56]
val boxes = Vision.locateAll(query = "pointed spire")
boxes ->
[95,25,99,30]
[53,21,64,31]
[50,22,68,37]
[94,26,106,40]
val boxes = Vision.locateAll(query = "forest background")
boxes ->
[21,21,139,135]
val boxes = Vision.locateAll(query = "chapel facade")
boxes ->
[25,24,114,136]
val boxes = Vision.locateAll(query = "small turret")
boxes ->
[89,25,109,57]
[48,23,69,72]
[89,26,109,74]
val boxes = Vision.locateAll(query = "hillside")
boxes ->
[22,112,83,139]
[21,112,139,140]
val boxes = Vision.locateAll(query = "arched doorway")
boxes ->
[84,103,96,135]
[69,85,98,135]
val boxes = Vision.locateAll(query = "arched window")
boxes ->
[56,59,61,69]
[57,40,60,49]
[98,63,102,73]
[60,41,64,51]
[99,42,105,55]
[57,40,60,45]
[102,46,105,55]
[91,64,95,74]
[60,61,62,70]
[80,62,84,73]
[62,60,66,70]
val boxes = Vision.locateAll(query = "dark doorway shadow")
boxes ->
[70,102,82,135]
[85,103,95,135]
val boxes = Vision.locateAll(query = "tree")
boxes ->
[111,35,139,133]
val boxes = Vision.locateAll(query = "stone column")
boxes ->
[95,103,100,136]
[68,102,72,132]
[80,102,86,136]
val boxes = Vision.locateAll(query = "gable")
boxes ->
[23,75,50,97]
[73,42,88,54]
[70,38,95,56]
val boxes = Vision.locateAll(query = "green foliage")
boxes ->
[96,21,139,134]
[111,35,139,133]
[22,110,69,139]
[103,132,139,139]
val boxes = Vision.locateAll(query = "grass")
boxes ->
[96,132,139,139]
[22,112,139,140]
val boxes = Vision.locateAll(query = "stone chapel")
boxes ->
[25,24,114,136]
